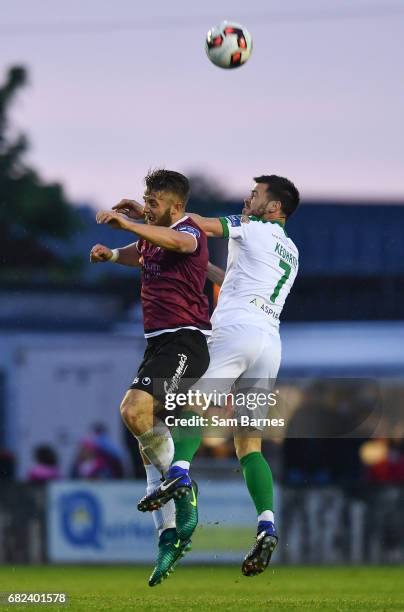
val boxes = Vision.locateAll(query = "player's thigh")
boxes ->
[196,325,254,399]
[160,329,210,391]
[131,329,210,400]
[234,330,281,427]
[241,330,281,383]
[206,324,260,377]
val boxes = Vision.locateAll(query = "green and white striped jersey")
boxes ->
[211,215,299,333]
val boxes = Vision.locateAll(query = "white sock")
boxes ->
[171,460,190,471]
[144,463,176,536]
[136,420,174,473]
[258,510,275,523]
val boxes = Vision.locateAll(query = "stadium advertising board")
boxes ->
[47,480,264,563]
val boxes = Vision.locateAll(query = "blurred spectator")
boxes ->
[71,424,124,479]
[361,438,404,483]
[27,445,60,482]
[92,423,124,464]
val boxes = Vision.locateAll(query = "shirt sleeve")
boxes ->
[177,225,201,252]
[219,215,245,240]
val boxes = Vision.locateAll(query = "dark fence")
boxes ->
[0,484,47,564]
[280,485,404,564]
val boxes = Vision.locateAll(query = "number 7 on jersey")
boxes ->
[270,259,291,303]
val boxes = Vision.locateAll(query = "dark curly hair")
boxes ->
[254,174,300,218]
[144,168,190,207]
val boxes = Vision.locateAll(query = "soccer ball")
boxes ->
[205,21,252,69]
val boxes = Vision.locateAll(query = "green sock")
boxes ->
[240,451,274,514]
[172,410,202,464]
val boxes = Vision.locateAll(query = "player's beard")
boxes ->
[249,203,265,218]
[157,208,174,227]
[250,200,272,218]
[146,207,172,226]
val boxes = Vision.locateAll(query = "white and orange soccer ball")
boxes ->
[205,21,253,69]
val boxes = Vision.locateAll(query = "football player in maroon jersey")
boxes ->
[90,169,210,585]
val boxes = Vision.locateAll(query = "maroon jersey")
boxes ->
[136,216,211,337]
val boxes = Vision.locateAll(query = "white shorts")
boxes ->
[194,324,281,425]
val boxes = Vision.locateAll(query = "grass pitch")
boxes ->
[0,565,403,611]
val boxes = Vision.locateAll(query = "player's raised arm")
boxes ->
[186,213,225,237]
[96,211,197,254]
[90,242,141,267]
[207,261,225,286]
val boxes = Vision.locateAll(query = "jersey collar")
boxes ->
[170,215,189,229]
[248,215,288,237]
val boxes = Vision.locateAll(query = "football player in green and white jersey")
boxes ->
[139,174,300,577]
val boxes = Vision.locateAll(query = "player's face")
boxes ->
[143,190,175,226]
[244,183,271,217]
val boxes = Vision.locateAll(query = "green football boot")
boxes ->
[148,528,192,587]
[174,480,199,541]
[138,467,199,543]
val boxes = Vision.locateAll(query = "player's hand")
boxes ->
[90,244,113,263]
[242,197,252,218]
[96,210,130,230]
[112,199,145,220]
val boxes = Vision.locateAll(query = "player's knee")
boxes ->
[119,395,135,426]
[234,436,261,460]
[120,393,141,426]
[234,440,247,460]
[120,391,152,434]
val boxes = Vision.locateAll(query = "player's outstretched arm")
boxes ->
[96,211,197,253]
[90,243,141,267]
[186,213,224,238]
[207,262,225,286]
[112,199,145,220]
[110,201,228,238]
